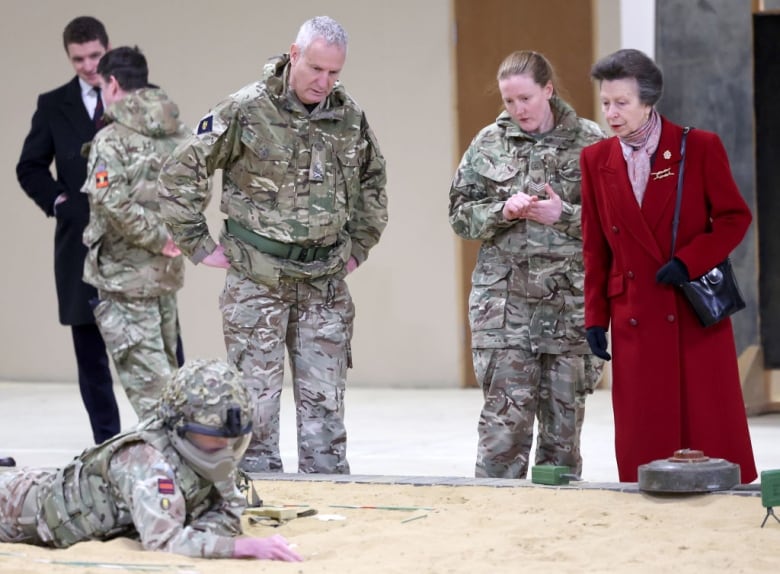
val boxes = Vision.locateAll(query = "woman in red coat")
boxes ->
[580,49,757,483]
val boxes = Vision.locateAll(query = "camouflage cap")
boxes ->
[159,358,252,436]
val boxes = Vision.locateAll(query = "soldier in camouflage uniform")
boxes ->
[159,16,388,474]
[449,51,605,479]
[0,359,302,561]
[82,47,187,420]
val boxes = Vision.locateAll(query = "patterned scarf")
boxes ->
[618,108,661,206]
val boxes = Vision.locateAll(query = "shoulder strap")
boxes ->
[670,127,691,258]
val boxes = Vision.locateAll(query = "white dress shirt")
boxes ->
[79,77,102,119]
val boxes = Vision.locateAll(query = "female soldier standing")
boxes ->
[449,51,604,479]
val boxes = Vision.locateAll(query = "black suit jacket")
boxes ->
[17,76,100,326]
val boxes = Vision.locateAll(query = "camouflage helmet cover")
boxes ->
[160,358,252,436]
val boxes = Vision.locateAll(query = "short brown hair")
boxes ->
[63,16,108,51]
[98,46,149,91]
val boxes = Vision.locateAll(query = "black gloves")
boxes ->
[586,326,611,361]
[586,261,688,362]
[656,258,690,285]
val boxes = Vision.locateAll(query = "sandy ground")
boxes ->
[0,479,777,574]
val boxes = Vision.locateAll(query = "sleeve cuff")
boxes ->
[190,237,218,265]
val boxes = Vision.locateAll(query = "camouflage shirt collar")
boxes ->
[264,53,347,120]
[497,95,580,146]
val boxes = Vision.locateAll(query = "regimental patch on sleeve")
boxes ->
[157,478,176,494]
[197,115,213,135]
[95,170,109,189]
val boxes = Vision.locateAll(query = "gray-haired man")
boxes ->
[159,16,388,474]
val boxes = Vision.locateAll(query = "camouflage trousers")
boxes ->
[473,348,602,479]
[220,269,354,474]
[0,469,50,544]
[93,293,180,421]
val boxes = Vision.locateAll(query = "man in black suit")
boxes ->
[15,16,120,443]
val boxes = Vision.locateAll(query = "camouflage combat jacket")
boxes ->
[158,54,388,287]
[449,96,604,352]
[82,88,187,298]
[31,420,243,557]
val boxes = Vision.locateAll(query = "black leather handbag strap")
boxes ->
[670,126,692,258]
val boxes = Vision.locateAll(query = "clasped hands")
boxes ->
[502,184,562,225]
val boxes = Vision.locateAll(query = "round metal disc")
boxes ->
[637,450,740,493]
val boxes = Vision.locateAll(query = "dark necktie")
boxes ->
[93,87,104,128]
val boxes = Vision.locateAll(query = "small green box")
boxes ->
[761,469,780,508]
[531,465,572,486]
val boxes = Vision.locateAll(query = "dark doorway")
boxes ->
[754,13,780,368]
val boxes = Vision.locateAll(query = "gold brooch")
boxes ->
[663,150,671,160]
[651,167,674,180]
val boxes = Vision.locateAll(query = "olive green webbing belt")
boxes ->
[225,218,334,263]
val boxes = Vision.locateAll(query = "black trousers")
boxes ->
[70,323,121,443]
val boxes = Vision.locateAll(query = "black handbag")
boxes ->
[670,127,746,327]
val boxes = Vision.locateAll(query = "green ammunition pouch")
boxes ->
[31,425,211,548]
[225,218,334,263]
[36,433,147,547]
[40,462,105,547]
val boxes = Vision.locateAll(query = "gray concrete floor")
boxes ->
[1,382,779,483]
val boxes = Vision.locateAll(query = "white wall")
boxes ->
[593,0,657,121]
[620,0,656,58]
[0,0,460,387]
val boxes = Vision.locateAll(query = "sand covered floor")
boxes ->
[0,479,777,573]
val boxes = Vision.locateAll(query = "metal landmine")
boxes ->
[531,465,581,486]
[637,449,740,493]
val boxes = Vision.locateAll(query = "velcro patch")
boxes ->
[95,170,109,188]
[197,115,213,134]
[158,478,175,494]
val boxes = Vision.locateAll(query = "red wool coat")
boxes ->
[580,118,757,483]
